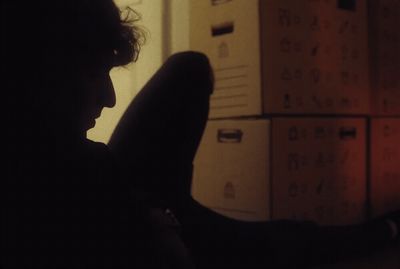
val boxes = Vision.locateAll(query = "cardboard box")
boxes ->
[271,117,367,225]
[192,117,367,225]
[369,0,400,116]
[370,118,400,217]
[190,0,370,118]
[192,119,271,221]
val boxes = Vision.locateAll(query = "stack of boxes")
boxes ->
[368,0,400,217]
[190,0,399,225]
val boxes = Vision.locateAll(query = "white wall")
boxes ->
[169,0,190,54]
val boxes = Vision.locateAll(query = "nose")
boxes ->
[102,74,116,108]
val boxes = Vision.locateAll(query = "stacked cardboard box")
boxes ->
[193,118,367,225]
[190,0,369,118]
[370,119,400,217]
[368,0,400,220]
[190,0,371,225]
[369,0,400,116]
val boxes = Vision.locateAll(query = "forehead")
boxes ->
[79,48,117,71]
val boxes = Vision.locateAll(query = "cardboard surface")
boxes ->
[193,117,367,225]
[190,0,263,118]
[271,117,367,225]
[369,0,400,116]
[261,0,369,115]
[190,0,370,118]
[192,119,271,221]
[370,118,400,217]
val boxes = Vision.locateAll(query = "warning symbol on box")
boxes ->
[281,67,293,81]
[218,42,229,58]
[224,181,236,199]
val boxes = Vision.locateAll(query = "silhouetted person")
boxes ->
[2,1,399,268]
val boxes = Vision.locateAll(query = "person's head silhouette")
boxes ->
[4,0,143,147]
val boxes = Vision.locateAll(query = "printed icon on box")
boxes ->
[301,128,309,140]
[351,49,359,60]
[341,71,350,85]
[327,153,335,164]
[352,73,359,84]
[339,150,350,164]
[383,124,391,137]
[289,126,299,141]
[382,5,390,19]
[351,24,358,34]
[310,15,320,31]
[314,127,326,139]
[293,42,302,52]
[281,68,293,81]
[288,153,300,171]
[280,38,292,52]
[295,96,304,107]
[340,179,348,192]
[383,148,397,162]
[338,20,350,34]
[312,95,323,108]
[316,152,326,168]
[217,42,229,58]
[294,69,303,80]
[288,182,299,198]
[310,68,321,83]
[325,97,334,108]
[316,178,325,195]
[301,155,309,167]
[278,8,291,26]
[341,45,349,60]
[324,45,332,56]
[315,206,326,221]
[284,94,292,109]
[340,97,351,108]
[353,98,360,108]
[325,72,333,83]
[342,201,350,216]
[311,43,320,56]
[293,15,301,25]
[323,19,331,30]
[300,184,308,195]
[327,127,335,137]
[223,181,235,199]
[383,99,389,112]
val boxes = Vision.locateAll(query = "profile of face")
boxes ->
[77,55,117,136]
[6,0,140,142]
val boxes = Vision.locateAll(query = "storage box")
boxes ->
[192,117,367,225]
[370,118,400,217]
[369,0,400,116]
[190,0,370,118]
[271,117,367,225]
[192,119,271,221]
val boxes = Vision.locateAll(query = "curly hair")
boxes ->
[3,0,146,135]
[62,0,146,67]
[116,6,146,65]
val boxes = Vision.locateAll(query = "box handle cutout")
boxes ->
[339,127,357,140]
[338,0,356,11]
[218,129,243,143]
[211,22,234,37]
[211,0,232,6]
